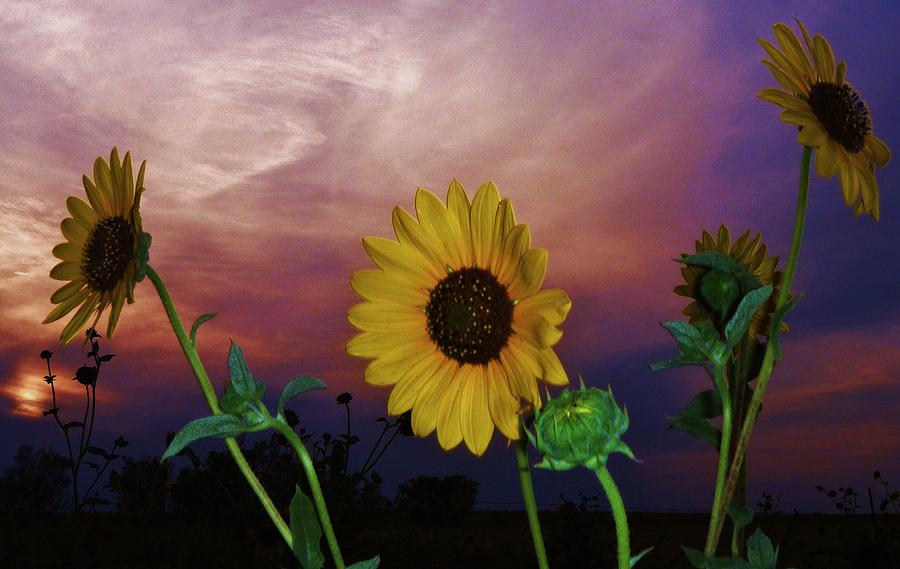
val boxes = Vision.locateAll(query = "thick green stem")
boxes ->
[515,423,549,569]
[704,362,733,557]
[596,466,631,569]
[272,419,346,569]
[707,145,811,550]
[145,265,292,547]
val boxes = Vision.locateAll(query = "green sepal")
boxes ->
[681,389,723,420]
[727,504,754,533]
[769,295,801,364]
[161,414,244,461]
[682,252,761,294]
[227,341,266,403]
[700,269,741,318]
[682,547,755,569]
[278,376,327,418]
[289,485,325,569]
[665,414,721,450]
[133,232,151,283]
[218,383,268,427]
[189,312,218,347]
[630,546,654,567]
[725,285,773,347]
[746,528,778,569]
[347,555,381,569]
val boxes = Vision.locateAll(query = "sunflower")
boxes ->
[347,180,571,456]
[43,148,147,346]
[674,225,785,342]
[757,19,890,220]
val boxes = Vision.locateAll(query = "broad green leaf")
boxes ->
[189,312,218,346]
[162,415,243,460]
[227,342,265,402]
[682,547,711,568]
[746,528,777,569]
[682,389,722,419]
[278,376,327,417]
[726,504,753,532]
[661,320,701,347]
[630,546,654,567]
[770,295,801,364]
[290,485,325,569]
[347,555,381,569]
[725,285,773,347]
[666,415,721,450]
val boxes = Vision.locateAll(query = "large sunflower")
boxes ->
[43,148,147,346]
[757,19,890,220]
[347,180,571,456]
[674,225,785,342]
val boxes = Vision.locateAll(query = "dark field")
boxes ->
[3,510,898,569]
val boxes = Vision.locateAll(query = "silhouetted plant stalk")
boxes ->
[39,329,127,515]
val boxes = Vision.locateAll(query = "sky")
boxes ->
[1,0,898,516]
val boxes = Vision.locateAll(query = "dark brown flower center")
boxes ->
[82,216,134,292]
[808,81,870,153]
[425,267,514,365]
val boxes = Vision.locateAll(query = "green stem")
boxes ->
[515,422,549,569]
[145,265,292,547]
[596,466,631,569]
[271,419,346,569]
[707,145,812,550]
[704,362,733,557]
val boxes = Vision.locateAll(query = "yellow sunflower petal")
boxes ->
[436,366,465,450]
[460,366,493,456]
[66,196,98,230]
[486,364,519,440]
[773,23,814,84]
[507,248,547,300]
[758,40,808,91]
[501,337,542,406]
[350,269,428,306]
[488,199,516,271]
[761,59,808,94]
[93,156,116,215]
[109,147,124,216]
[445,179,473,266]
[514,289,571,327]
[470,181,501,268]
[348,301,425,333]
[43,287,89,323]
[411,358,456,438]
[106,285,127,338]
[122,152,135,213]
[815,139,840,178]
[537,348,568,386]
[361,236,438,288]
[416,187,465,269]
[387,352,444,415]
[348,329,428,359]
[82,175,110,219]
[60,292,100,345]
[716,225,731,249]
[61,217,89,245]
[779,108,818,126]
[797,121,828,148]
[757,88,809,112]
[836,60,846,85]
[512,311,560,349]
[49,261,81,281]
[365,341,436,386]
[393,207,449,278]
[864,135,891,168]
[49,279,87,304]
[812,34,835,83]
[52,242,82,262]
[495,224,531,287]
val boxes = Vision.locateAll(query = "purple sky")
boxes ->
[1,1,898,514]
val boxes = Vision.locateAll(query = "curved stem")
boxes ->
[145,265,292,547]
[707,145,812,550]
[359,427,400,478]
[271,419,346,569]
[515,422,549,569]
[704,362,733,556]
[596,466,631,569]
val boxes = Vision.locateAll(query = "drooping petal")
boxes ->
[864,135,891,168]
[60,291,100,345]
[105,284,127,338]
[43,288,89,323]
[411,357,457,438]
[486,363,520,440]
[436,365,465,450]
[537,349,569,386]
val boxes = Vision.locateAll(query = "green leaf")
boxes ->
[682,252,761,294]
[290,485,325,569]
[649,357,709,372]
[278,376,327,417]
[682,389,723,420]
[162,415,244,460]
[682,547,711,568]
[347,555,381,569]
[630,546,654,567]
[661,320,701,348]
[227,341,265,403]
[727,504,754,532]
[725,285,773,347]
[666,414,721,450]
[746,527,777,569]
[84,445,110,459]
[770,295,801,364]
[700,269,741,317]
[189,312,218,347]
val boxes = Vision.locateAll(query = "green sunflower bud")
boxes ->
[526,379,636,472]
[699,268,740,318]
